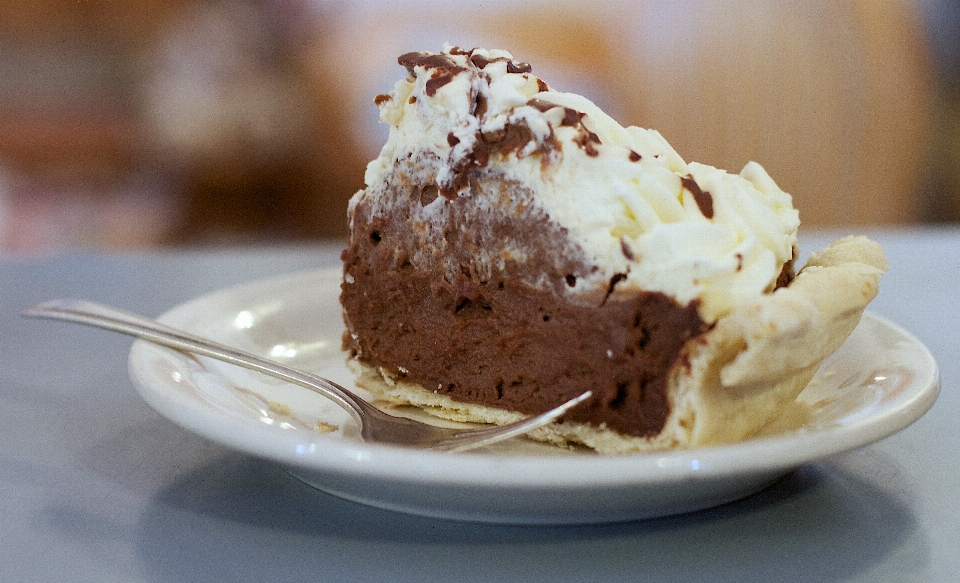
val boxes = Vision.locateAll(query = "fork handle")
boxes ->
[22,299,371,426]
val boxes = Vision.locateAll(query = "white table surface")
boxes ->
[1,228,956,583]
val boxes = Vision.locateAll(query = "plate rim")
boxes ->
[128,267,941,491]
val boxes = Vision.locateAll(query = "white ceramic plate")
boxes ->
[128,268,939,524]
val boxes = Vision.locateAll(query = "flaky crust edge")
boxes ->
[347,235,888,454]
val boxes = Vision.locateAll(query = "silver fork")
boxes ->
[23,299,590,453]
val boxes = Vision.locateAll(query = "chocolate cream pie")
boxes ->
[340,45,888,453]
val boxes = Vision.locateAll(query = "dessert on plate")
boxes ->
[340,45,888,453]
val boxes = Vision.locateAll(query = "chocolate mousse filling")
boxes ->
[341,157,710,438]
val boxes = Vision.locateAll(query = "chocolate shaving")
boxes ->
[526,99,601,156]
[441,120,552,199]
[398,52,467,95]
[507,61,533,74]
[527,98,557,113]
[426,72,456,96]
[399,52,455,73]
[559,107,584,127]
[473,92,488,118]
[775,246,798,288]
[603,272,629,305]
[559,106,601,156]
[574,128,601,157]
[470,54,493,69]
[681,175,714,219]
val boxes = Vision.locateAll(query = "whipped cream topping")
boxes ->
[360,45,800,322]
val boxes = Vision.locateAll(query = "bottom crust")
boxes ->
[347,236,888,454]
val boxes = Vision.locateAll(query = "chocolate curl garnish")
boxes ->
[681,175,714,219]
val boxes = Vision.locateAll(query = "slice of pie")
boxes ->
[340,46,887,453]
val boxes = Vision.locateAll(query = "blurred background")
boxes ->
[0,0,958,254]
